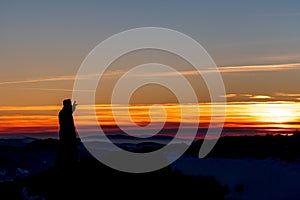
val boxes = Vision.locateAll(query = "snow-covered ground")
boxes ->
[172,156,300,200]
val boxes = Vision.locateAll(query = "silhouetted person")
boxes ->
[55,99,78,171]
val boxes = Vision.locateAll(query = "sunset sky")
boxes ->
[1,1,300,136]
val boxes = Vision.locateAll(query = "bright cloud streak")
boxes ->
[220,94,237,98]
[250,95,272,99]
[219,63,300,73]
[24,87,94,93]
[220,94,274,101]
[0,74,100,86]
[0,63,299,86]
[274,92,300,97]
[0,75,76,85]
[123,63,300,77]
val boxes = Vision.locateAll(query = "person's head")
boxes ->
[63,99,72,108]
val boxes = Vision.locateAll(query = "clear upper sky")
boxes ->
[1,0,300,105]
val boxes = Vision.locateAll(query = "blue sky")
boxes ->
[0,0,300,105]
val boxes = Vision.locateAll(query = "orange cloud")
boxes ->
[250,95,272,99]
[274,92,300,97]
[240,94,253,97]
[219,93,274,100]
[220,94,237,98]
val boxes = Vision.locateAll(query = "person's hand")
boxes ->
[72,101,78,113]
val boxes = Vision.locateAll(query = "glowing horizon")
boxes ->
[1,102,299,137]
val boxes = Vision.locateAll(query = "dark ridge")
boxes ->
[0,157,226,200]
[187,134,300,162]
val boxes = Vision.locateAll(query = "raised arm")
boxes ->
[72,101,78,113]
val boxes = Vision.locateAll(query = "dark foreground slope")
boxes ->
[0,157,226,200]
[2,134,300,199]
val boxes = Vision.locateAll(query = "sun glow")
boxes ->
[250,103,298,123]
[263,108,294,123]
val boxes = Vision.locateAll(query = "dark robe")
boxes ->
[56,102,78,169]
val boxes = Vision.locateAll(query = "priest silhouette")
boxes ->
[55,99,78,170]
